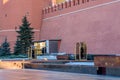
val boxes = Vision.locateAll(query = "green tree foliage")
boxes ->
[15,16,34,54]
[0,47,2,56]
[14,38,22,55]
[0,37,11,56]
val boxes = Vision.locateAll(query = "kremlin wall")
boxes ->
[0,0,51,50]
[0,0,120,55]
[41,0,120,54]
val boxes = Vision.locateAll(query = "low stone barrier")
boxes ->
[24,62,120,77]
[24,63,97,74]
[106,67,120,77]
[57,55,69,60]
[0,60,29,69]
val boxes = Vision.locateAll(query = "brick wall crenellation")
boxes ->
[43,0,91,14]
[42,0,114,18]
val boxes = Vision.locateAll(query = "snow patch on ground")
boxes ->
[37,56,57,60]
[65,62,94,66]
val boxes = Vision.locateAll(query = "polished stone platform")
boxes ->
[0,69,119,80]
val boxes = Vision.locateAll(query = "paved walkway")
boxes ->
[0,69,120,80]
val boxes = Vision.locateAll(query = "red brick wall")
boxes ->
[0,0,50,51]
[43,0,114,18]
[41,0,120,54]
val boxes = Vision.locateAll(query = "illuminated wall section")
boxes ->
[52,0,66,5]
[2,0,9,4]
[56,0,66,4]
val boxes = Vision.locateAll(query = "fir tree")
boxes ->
[0,46,2,56]
[16,16,34,54]
[14,38,22,55]
[0,37,10,56]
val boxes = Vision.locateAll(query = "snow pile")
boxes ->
[37,55,57,60]
[65,62,94,66]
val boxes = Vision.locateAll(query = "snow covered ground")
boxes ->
[65,62,94,66]
[37,55,57,60]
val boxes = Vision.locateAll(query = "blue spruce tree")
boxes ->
[0,37,10,56]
